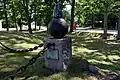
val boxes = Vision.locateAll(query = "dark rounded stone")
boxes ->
[48,18,68,39]
[88,65,100,73]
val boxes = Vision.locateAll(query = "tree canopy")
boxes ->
[0,0,120,33]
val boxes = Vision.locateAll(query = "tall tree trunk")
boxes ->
[23,0,32,34]
[13,7,19,32]
[3,0,9,31]
[34,6,37,30]
[46,5,50,33]
[92,12,95,29]
[19,18,22,31]
[103,12,108,39]
[27,15,32,34]
[116,15,120,39]
[70,0,75,32]
[26,0,32,34]
[19,11,22,31]
[39,25,41,30]
[15,21,19,32]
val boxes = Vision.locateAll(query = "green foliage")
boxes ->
[74,0,120,28]
[0,0,120,29]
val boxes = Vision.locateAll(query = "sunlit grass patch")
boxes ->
[0,31,120,80]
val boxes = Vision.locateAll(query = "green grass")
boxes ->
[0,31,120,80]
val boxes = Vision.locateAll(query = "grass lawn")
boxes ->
[0,31,120,80]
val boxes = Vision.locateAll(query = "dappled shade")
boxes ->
[0,31,120,80]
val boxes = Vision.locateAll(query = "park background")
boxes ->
[0,0,120,80]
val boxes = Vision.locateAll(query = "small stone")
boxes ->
[88,65,100,73]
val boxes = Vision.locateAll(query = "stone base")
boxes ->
[44,36,72,71]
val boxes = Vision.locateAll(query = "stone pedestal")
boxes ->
[44,36,72,71]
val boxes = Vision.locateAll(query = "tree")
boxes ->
[98,0,115,39]
[0,0,4,20]
[88,0,100,28]
[3,0,9,31]
[75,0,100,28]
[9,0,19,31]
[23,0,32,33]
[112,1,120,39]
[70,0,75,32]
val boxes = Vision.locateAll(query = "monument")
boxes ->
[44,0,72,71]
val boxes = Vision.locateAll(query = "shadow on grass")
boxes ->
[0,31,48,45]
[72,33,120,74]
[0,31,120,80]
[11,56,91,80]
[0,31,49,79]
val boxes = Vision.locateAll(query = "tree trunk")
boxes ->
[46,5,50,33]
[92,12,95,29]
[116,15,120,39]
[70,0,75,32]
[35,6,37,30]
[28,18,32,33]
[3,0,9,31]
[27,0,32,34]
[39,25,41,30]
[19,18,22,31]
[103,12,108,39]
[23,0,32,34]
[13,8,19,32]
[15,23,19,32]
